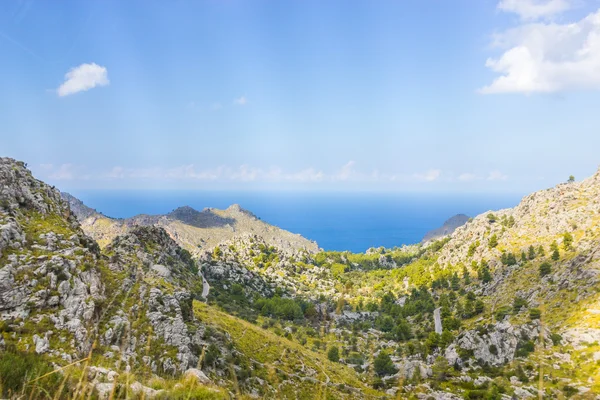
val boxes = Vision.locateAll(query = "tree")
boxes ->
[568,175,575,183]
[393,320,413,341]
[474,300,485,315]
[451,272,460,291]
[488,234,498,248]
[521,251,527,263]
[537,245,545,256]
[528,245,536,260]
[480,264,492,283]
[327,346,340,362]
[462,265,471,285]
[373,351,398,376]
[212,246,222,258]
[563,232,573,251]
[487,213,497,223]
[539,262,552,277]
[552,248,560,261]
[432,356,451,382]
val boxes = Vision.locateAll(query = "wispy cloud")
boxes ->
[36,162,510,187]
[487,170,508,181]
[413,169,441,182]
[57,63,109,97]
[39,163,89,181]
[497,0,572,20]
[480,2,600,94]
[458,173,479,182]
[233,96,247,106]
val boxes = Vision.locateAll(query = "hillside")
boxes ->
[422,214,470,243]
[3,157,600,399]
[61,193,319,255]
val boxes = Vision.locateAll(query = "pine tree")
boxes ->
[528,245,536,260]
[552,248,560,261]
[488,234,498,248]
[537,245,545,256]
[462,265,471,285]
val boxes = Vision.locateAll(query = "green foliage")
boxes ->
[393,320,413,341]
[537,245,545,256]
[212,246,222,258]
[512,297,527,313]
[529,308,541,320]
[515,340,535,357]
[478,261,492,283]
[562,232,573,250]
[467,241,480,257]
[500,252,517,266]
[528,245,536,260]
[204,343,221,367]
[0,347,63,398]
[373,351,397,377]
[539,262,552,277]
[494,305,512,321]
[432,356,450,382]
[487,213,497,223]
[254,296,305,321]
[327,346,340,362]
[568,175,575,183]
[488,234,498,248]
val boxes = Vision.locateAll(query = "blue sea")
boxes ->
[72,191,523,253]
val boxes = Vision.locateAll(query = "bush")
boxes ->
[512,297,527,313]
[495,306,512,321]
[327,346,340,362]
[529,308,541,320]
[539,262,552,277]
[0,348,63,398]
[488,234,498,248]
[373,351,398,376]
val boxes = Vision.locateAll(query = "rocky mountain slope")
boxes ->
[422,214,470,243]
[4,156,600,399]
[61,192,319,255]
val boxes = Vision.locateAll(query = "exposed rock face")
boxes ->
[422,214,470,243]
[445,321,546,367]
[201,233,336,300]
[62,192,320,255]
[0,158,223,378]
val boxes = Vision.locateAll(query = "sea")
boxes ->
[72,191,523,253]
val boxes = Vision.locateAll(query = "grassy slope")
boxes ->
[193,301,385,399]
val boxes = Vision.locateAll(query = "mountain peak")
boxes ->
[421,213,470,243]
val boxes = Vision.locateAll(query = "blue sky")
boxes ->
[2,0,600,192]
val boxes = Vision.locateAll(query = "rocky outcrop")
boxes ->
[422,214,470,243]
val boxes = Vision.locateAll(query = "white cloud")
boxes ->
[233,96,247,106]
[38,163,89,181]
[487,170,509,181]
[458,173,479,182]
[481,7,600,94]
[57,63,109,97]
[413,169,441,182]
[497,0,571,20]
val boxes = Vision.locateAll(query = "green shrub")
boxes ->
[0,348,63,398]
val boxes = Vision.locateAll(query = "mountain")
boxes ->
[61,193,319,255]
[4,156,600,399]
[421,213,470,243]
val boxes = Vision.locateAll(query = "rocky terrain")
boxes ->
[61,192,319,255]
[422,214,470,243]
[3,156,600,399]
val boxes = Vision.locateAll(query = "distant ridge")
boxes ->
[421,213,469,243]
[61,192,320,254]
